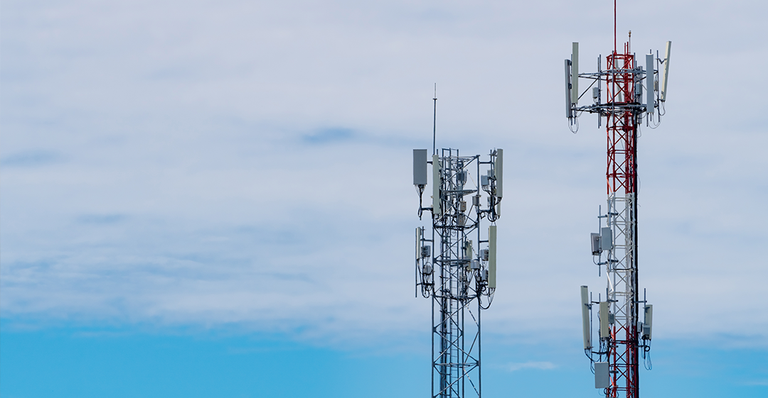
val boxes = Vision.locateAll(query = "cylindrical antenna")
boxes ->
[613,0,617,54]
[432,84,437,155]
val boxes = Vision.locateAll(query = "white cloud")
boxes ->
[1,0,767,348]
[507,361,557,372]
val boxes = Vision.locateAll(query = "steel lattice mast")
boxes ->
[412,99,503,398]
[604,40,640,398]
[566,3,672,397]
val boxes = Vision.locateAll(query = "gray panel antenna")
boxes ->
[595,362,610,388]
[565,59,573,118]
[494,148,503,198]
[413,149,428,186]
[600,227,612,251]
[571,42,579,105]
[599,301,610,339]
[646,53,655,114]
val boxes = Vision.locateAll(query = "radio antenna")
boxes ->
[613,0,617,54]
[432,84,437,155]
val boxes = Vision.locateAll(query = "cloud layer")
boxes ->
[2,0,767,347]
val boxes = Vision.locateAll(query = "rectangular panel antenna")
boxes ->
[571,42,579,105]
[599,301,610,339]
[564,59,573,118]
[432,154,442,216]
[595,362,610,388]
[644,304,653,340]
[661,41,671,101]
[413,149,428,186]
[591,233,601,255]
[415,227,421,260]
[600,227,612,251]
[494,149,503,198]
[645,54,655,114]
[581,286,591,349]
[597,54,602,127]
[488,225,497,289]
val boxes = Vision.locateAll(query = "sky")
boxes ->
[1,0,767,397]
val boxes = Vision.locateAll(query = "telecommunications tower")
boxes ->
[565,2,671,397]
[413,93,503,398]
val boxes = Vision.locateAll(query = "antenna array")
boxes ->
[413,106,503,398]
[566,29,671,398]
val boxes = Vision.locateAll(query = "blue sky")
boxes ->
[1,0,767,397]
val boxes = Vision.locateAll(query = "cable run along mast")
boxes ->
[413,89,503,398]
[565,3,672,397]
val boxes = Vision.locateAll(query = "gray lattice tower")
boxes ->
[413,147,502,398]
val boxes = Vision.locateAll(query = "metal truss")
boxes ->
[606,192,638,398]
[415,148,502,398]
[603,48,640,398]
[569,37,659,398]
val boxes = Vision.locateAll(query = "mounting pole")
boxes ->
[614,0,617,55]
[433,84,437,156]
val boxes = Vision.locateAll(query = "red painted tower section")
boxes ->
[606,43,638,196]
[605,40,639,398]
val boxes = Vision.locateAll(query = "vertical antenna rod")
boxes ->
[433,84,437,155]
[614,0,617,54]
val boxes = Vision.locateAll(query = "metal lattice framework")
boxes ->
[576,40,644,398]
[567,27,669,396]
[605,46,639,398]
[414,147,502,398]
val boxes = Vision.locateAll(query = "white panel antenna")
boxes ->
[581,286,591,349]
[644,304,653,340]
[590,233,601,255]
[661,41,671,101]
[488,225,497,289]
[415,227,422,260]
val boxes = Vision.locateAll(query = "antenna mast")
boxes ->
[413,94,504,398]
[433,84,437,155]
[566,3,672,397]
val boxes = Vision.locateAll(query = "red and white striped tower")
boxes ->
[566,2,671,397]
[604,37,639,398]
